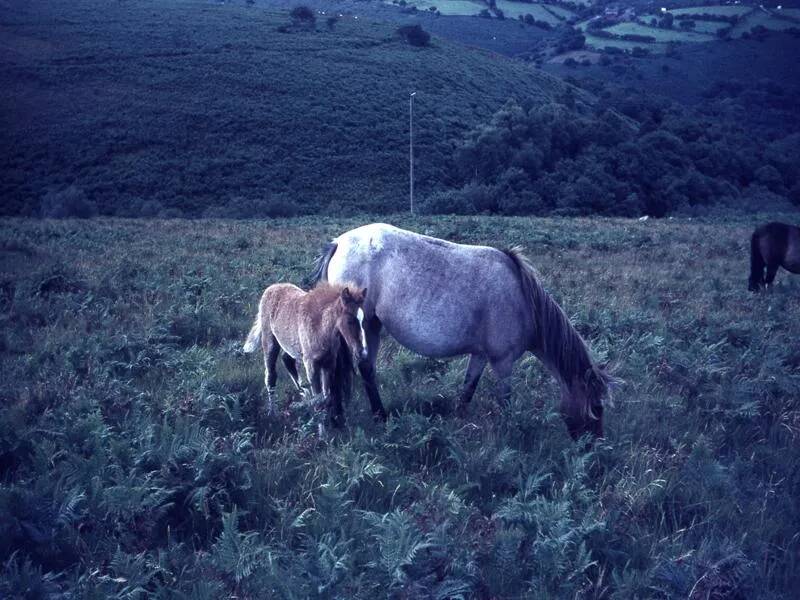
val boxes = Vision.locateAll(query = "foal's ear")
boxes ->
[359,287,368,301]
[341,287,353,303]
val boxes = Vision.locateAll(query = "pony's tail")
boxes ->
[749,231,764,292]
[307,242,337,287]
[243,305,262,353]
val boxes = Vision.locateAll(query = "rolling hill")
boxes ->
[0,0,589,217]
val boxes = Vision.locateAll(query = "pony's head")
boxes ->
[561,364,620,440]
[336,286,369,363]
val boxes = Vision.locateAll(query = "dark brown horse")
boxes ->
[243,283,368,426]
[749,222,800,291]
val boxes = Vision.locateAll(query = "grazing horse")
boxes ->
[312,223,616,439]
[748,222,800,291]
[242,283,368,427]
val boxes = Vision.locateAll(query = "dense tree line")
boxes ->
[422,77,800,216]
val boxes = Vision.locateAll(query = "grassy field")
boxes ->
[2,215,800,598]
[494,1,565,23]
[584,34,667,53]
[388,0,487,16]
[683,19,731,34]
[671,5,753,17]
[731,10,800,37]
[604,22,716,43]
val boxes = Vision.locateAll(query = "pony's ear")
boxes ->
[360,287,368,301]
[341,287,353,303]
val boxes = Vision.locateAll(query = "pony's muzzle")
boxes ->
[359,348,369,361]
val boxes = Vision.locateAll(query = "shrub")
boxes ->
[39,186,96,219]
[397,24,431,47]
[290,5,316,27]
[139,199,164,218]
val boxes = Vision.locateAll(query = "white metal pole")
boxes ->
[409,92,415,215]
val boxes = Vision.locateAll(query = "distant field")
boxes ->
[584,34,665,53]
[684,19,731,34]
[494,0,562,23]
[782,8,800,20]
[671,5,753,17]
[731,10,800,36]
[390,0,486,16]
[541,3,576,20]
[605,21,716,42]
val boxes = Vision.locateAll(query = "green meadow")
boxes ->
[2,215,799,598]
[389,0,487,17]
[731,10,800,37]
[604,22,716,43]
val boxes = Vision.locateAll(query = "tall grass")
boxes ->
[1,215,799,598]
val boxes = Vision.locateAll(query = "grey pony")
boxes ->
[312,223,615,439]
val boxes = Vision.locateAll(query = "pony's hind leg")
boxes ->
[262,334,280,413]
[459,354,487,405]
[281,354,304,392]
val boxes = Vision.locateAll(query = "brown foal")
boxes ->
[243,283,368,426]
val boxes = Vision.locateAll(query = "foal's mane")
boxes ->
[306,282,359,311]
[502,247,608,406]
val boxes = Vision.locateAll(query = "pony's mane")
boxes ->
[502,247,608,409]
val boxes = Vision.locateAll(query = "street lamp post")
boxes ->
[409,91,416,215]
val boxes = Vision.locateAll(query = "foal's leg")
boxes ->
[281,355,304,392]
[262,334,280,413]
[321,365,344,428]
[459,354,487,405]
[358,317,387,421]
[303,358,323,397]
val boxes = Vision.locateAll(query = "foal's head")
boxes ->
[336,286,369,363]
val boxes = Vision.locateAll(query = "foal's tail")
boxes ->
[748,230,764,292]
[243,304,262,353]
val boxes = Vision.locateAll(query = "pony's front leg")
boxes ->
[358,317,387,421]
[459,354,487,405]
[490,354,515,407]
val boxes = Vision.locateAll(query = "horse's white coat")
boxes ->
[327,223,528,360]
[322,223,609,438]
